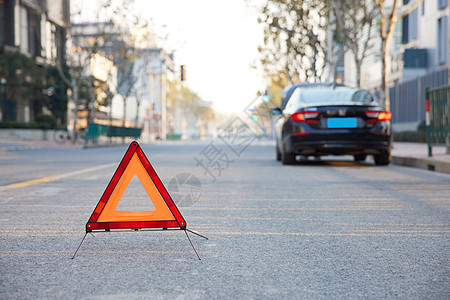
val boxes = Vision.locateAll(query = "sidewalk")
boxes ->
[0,139,82,151]
[0,138,139,151]
[392,142,450,174]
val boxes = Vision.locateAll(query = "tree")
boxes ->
[0,51,44,121]
[43,64,70,125]
[375,0,424,111]
[166,79,215,137]
[331,0,379,87]
[326,20,346,84]
[60,0,144,141]
[106,9,149,127]
[257,0,329,84]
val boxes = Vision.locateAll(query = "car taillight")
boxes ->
[365,110,392,123]
[291,111,319,124]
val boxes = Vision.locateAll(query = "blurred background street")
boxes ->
[1,0,450,298]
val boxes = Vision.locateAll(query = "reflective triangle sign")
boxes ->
[86,141,186,232]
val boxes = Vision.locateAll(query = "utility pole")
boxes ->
[148,71,154,142]
[160,63,167,140]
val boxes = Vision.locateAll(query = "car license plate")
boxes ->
[327,118,357,128]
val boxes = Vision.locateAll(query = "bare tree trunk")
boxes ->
[377,0,423,111]
[380,37,389,110]
[135,97,140,126]
[355,58,362,88]
[122,96,126,127]
[71,82,79,144]
[122,96,126,143]
[381,13,396,112]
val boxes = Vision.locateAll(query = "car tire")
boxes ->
[281,144,296,165]
[276,144,281,161]
[374,151,391,166]
[354,154,367,162]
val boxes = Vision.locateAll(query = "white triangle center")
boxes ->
[115,175,156,211]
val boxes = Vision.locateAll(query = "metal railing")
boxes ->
[86,123,141,141]
[426,85,450,156]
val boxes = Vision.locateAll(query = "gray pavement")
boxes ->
[0,140,449,299]
[2,137,450,174]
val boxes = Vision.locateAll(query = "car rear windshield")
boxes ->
[288,87,375,108]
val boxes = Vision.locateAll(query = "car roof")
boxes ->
[282,82,344,109]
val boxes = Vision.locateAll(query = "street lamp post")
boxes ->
[147,60,166,141]
[161,62,166,141]
[148,71,154,142]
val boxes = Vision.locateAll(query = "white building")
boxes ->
[71,22,176,140]
[113,48,175,141]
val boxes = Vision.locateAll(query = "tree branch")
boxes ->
[398,0,424,20]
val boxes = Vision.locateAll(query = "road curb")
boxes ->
[83,143,128,149]
[0,145,41,152]
[392,155,450,174]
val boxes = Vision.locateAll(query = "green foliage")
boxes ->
[0,51,44,102]
[34,113,58,129]
[0,121,35,129]
[43,65,70,124]
[0,117,60,129]
[393,131,426,143]
[257,0,329,84]
[166,79,215,126]
[393,122,427,143]
[267,72,288,108]
[417,120,426,132]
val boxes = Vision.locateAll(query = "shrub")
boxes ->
[34,113,57,129]
[0,121,33,128]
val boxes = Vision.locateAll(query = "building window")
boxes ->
[27,9,41,58]
[439,0,448,9]
[402,15,409,44]
[422,0,425,16]
[437,16,448,64]
[56,27,65,62]
[1,0,15,46]
[402,6,418,43]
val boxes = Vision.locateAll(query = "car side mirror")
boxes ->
[271,108,282,115]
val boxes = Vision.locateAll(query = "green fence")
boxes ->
[86,123,142,140]
[426,85,450,156]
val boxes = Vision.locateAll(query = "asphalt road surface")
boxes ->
[0,139,449,299]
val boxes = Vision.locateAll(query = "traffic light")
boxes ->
[180,65,186,81]
[263,90,270,102]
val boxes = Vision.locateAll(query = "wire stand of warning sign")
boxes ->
[71,141,208,260]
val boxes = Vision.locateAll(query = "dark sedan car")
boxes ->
[273,84,392,165]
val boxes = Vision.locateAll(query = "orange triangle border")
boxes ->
[86,141,186,232]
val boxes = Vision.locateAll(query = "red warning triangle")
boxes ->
[86,141,186,232]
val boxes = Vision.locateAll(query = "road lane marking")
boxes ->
[1,163,116,189]
[4,177,60,188]
[58,163,116,179]
[196,198,401,202]
[199,231,450,237]
[184,206,414,211]
[0,249,220,257]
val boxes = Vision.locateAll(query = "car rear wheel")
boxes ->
[281,144,296,165]
[374,151,391,166]
[276,144,281,161]
[354,154,367,162]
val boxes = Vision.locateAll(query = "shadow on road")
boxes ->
[292,159,374,167]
